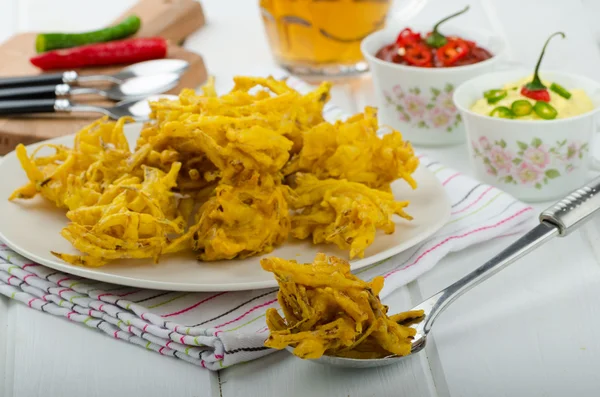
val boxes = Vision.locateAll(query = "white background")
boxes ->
[3,0,600,396]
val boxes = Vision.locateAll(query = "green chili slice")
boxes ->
[511,100,533,117]
[484,89,507,104]
[489,106,515,119]
[550,82,572,99]
[533,101,558,120]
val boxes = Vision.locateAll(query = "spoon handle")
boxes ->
[0,84,71,100]
[540,181,600,235]
[0,99,61,115]
[419,175,600,335]
[0,71,78,89]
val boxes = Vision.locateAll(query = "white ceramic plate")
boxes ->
[0,125,451,291]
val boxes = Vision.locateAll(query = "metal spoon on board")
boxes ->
[288,177,600,368]
[0,73,181,101]
[0,94,179,122]
[0,59,189,89]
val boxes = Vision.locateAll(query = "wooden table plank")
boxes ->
[8,303,216,397]
[0,298,14,397]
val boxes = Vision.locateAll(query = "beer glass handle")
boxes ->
[389,0,428,22]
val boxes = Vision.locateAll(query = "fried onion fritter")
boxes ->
[284,106,419,190]
[10,75,420,266]
[290,174,412,259]
[51,163,191,267]
[190,173,292,261]
[135,76,331,192]
[10,117,135,210]
[262,254,424,359]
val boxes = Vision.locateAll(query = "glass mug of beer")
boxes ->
[259,0,427,77]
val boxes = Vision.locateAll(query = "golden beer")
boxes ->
[260,0,391,76]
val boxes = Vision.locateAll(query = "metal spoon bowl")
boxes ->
[286,180,600,368]
[73,94,180,121]
[72,73,181,101]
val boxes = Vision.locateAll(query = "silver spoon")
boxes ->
[0,73,181,101]
[0,94,179,121]
[289,177,600,368]
[0,59,189,89]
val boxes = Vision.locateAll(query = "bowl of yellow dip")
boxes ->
[470,76,594,120]
[453,69,600,202]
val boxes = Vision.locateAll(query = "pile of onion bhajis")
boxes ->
[10,76,419,266]
[262,254,424,359]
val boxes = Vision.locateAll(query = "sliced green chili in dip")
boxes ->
[550,82,572,99]
[511,100,533,116]
[533,101,558,119]
[490,106,515,119]
[484,89,507,104]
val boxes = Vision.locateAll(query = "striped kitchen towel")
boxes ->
[0,75,535,370]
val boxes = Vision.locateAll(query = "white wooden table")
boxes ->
[3,1,600,396]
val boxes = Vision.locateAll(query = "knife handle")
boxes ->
[0,71,78,89]
[0,99,67,115]
[540,175,600,236]
[0,84,71,100]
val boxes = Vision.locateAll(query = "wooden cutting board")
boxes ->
[0,0,207,155]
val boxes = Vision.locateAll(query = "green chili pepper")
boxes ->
[550,82,572,99]
[533,101,558,120]
[35,15,141,53]
[425,6,470,48]
[484,89,507,104]
[511,100,533,117]
[490,106,515,119]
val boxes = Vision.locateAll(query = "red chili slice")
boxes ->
[436,38,469,66]
[395,28,421,46]
[404,43,433,67]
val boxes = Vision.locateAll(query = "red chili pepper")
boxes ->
[520,87,550,102]
[520,32,565,103]
[30,37,167,70]
[396,28,421,45]
[403,43,433,67]
[436,38,469,66]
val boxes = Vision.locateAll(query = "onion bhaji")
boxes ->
[189,173,292,261]
[290,174,412,259]
[52,163,193,267]
[284,106,419,190]
[262,254,424,359]
[10,75,420,266]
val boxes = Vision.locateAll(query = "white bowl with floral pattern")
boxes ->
[361,26,506,146]
[454,69,600,202]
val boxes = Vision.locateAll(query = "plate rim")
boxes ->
[0,129,451,292]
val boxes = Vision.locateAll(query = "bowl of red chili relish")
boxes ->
[375,30,493,68]
[361,22,505,146]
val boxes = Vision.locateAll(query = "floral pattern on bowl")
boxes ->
[472,137,589,190]
[384,83,462,132]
